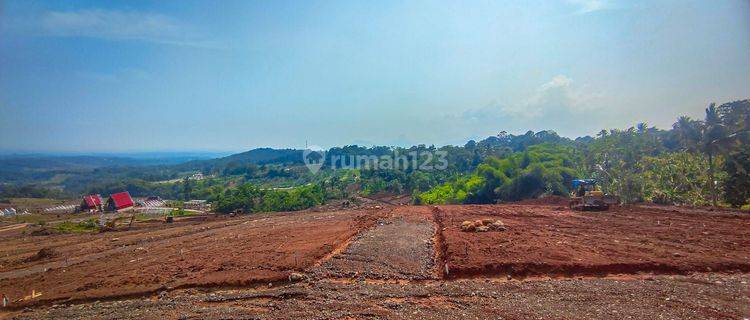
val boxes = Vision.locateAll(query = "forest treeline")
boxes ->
[418,100,749,207]
[1,99,748,212]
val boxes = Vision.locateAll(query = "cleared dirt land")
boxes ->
[1,202,749,319]
[10,273,749,320]
[0,209,385,306]
[433,204,750,278]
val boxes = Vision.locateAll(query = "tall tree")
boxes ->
[672,116,701,152]
[701,104,724,206]
[723,148,750,207]
[717,100,750,144]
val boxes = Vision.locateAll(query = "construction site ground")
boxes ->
[1,202,748,319]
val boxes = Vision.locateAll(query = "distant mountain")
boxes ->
[0,155,152,171]
[219,148,303,165]
[91,151,232,162]
[0,153,226,185]
[175,148,304,173]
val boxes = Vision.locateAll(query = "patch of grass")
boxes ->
[167,208,195,217]
[133,213,164,222]
[53,218,99,233]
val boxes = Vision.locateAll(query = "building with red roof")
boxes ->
[106,192,134,212]
[80,194,103,211]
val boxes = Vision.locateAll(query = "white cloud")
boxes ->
[34,9,216,48]
[522,75,600,115]
[488,75,601,119]
[448,75,604,138]
[567,0,608,14]
[446,75,606,137]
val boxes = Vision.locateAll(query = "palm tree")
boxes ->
[716,100,750,146]
[701,103,728,207]
[636,122,648,134]
[597,130,608,138]
[672,105,731,207]
[672,116,701,152]
[669,101,750,207]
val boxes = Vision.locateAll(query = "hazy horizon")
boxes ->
[2,0,749,152]
[0,114,735,155]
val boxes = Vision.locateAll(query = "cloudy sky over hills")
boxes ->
[1,0,749,152]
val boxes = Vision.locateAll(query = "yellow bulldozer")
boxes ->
[569,179,620,211]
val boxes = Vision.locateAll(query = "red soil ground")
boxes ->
[434,204,750,278]
[0,209,385,306]
[512,195,571,206]
[1,202,749,318]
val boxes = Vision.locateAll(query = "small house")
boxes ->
[81,194,103,211]
[106,192,134,212]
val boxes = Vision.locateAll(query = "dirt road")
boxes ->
[316,215,437,280]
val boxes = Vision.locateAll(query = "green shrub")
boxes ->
[168,208,194,217]
[213,183,326,213]
[723,148,750,208]
[418,144,576,204]
[642,152,715,206]
[53,219,99,233]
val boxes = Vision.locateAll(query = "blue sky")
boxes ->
[1,0,749,152]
